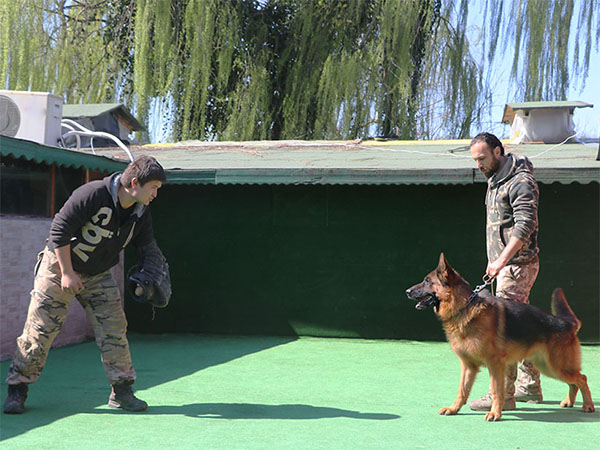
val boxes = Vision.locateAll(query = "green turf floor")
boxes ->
[0,335,598,449]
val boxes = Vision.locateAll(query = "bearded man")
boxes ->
[468,132,543,411]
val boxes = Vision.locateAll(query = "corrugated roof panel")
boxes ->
[97,139,597,185]
[0,135,128,172]
[210,168,476,185]
[62,103,123,117]
[3,136,598,185]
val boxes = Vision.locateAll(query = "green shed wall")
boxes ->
[126,182,599,342]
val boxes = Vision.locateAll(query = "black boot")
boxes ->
[108,381,147,412]
[3,383,28,414]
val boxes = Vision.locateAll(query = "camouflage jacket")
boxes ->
[485,153,539,265]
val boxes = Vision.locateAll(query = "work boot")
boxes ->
[515,385,543,403]
[108,381,147,412]
[468,392,516,411]
[3,383,28,414]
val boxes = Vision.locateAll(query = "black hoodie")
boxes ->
[48,172,154,275]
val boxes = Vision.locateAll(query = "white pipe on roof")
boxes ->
[61,119,134,162]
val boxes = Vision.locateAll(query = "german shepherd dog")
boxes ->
[405,253,595,421]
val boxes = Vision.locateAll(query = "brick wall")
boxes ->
[0,216,124,361]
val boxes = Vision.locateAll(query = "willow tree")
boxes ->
[1,0,598,142]
[0,0,135,103]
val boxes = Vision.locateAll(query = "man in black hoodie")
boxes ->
[4,156,166,414]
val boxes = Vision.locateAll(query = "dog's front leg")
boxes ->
[485,363,505,422]
[439,359,479,416]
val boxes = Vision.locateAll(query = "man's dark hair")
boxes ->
[121,156,166,186]
[470,132,504,156]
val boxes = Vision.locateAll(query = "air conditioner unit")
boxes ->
[0,90,63,146]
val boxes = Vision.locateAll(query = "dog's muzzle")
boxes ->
[405,289,440,312]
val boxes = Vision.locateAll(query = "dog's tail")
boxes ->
[551,288,581,332]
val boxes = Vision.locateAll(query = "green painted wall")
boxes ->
[126,182,599,342]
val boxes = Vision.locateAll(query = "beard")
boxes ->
[481,157,501,178]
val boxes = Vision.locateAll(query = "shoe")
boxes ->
[468,392,516,411]
[108,381,147,412]
[3,383,28,414]
[515,386,543,403]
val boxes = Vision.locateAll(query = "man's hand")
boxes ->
[54,245,83,293]
[488,236,525,278]
[61,270,84,293]
[486,259,505,279]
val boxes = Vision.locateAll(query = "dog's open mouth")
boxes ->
[415,295,440,312]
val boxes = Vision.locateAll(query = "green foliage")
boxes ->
[1,0,598,142]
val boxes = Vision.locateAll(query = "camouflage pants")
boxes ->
[496,258,542,397]
[5,247,136,386]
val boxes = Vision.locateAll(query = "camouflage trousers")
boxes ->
[495,257,542,397]
[5,247,136,386]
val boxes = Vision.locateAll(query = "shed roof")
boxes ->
[90,138,599,185]
[62,103,145,131]
[0,135,127,172]
[502,100,593,124]
[2,135,598,185]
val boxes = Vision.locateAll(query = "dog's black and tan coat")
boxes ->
[406,253,595,422]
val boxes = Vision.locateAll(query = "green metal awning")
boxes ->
[0,135,128,172]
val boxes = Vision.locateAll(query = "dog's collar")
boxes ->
[467,286,485,305]
[467,275,495,305]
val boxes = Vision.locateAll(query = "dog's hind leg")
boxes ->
[577,374,595,412]
[439,359,479,416]
[560,384,578,408]
[559,373,595,412]
[560,372,596,412]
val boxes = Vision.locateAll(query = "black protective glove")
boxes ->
[127,240,171,308]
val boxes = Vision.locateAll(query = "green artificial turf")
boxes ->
[1,335,599,449]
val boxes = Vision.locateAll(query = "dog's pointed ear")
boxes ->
[437,252,456,282]
[438,252,448,272]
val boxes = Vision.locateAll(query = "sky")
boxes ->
[469,1,599,141]
[479,56,599,140]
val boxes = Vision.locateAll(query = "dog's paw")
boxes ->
[582,403,595,413]
[484,411,501,422]
[438,407,458,416]
[560,399,574,408]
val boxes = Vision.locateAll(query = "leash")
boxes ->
[467,274,495,305]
